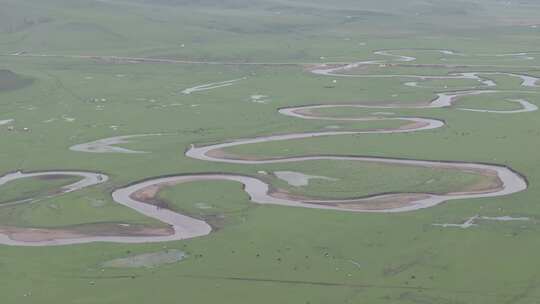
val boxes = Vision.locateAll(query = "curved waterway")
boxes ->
[1,50,536,245]
[184,102,527,211]
[0,170,107,210]
[0,171,108,194]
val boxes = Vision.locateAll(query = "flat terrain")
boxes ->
[1,0,540,303]
[0,69,32,91]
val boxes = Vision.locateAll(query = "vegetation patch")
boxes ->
[103,249,187,268]
[0,175,80,205]
[0,70,33,92]
[156,180,251,230]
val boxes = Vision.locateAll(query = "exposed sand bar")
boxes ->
[185,103,527,212]
[2,97,527,246]
[185,154,526,213]
[0,171,210,246]
[0,160,526,246]
[2,48,535,246]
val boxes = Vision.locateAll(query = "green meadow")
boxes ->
[1,0,540,303]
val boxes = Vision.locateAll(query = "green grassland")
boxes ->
[263,160,492,200]
[1,0,540,303]
[0,175,80,205]
[0,69,33,91]
[157,180,250,229]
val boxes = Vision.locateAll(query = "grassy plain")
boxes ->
[0,175,79,205]
[1,0,540,303]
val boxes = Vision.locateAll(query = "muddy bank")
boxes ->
[0,170,211,246]
[184,102,526,213]
[2,48,533,246]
